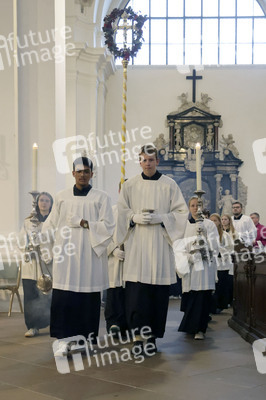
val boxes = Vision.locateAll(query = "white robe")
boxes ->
[41,188,115,293]
[173,219,219,292]
[217,231,234,273]
[107,205,124,288]
[232,215,257,246]
[114,174,188,285]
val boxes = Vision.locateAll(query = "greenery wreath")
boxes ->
[102,7,147,61]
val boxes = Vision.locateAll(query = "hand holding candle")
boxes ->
[32,143,38,191]
[195,142,201,191]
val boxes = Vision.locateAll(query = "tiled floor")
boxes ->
[0,300,265,400]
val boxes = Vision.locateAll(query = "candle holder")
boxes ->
[24,190,40,262]
[190,188,211,263]
[29,190,40,227]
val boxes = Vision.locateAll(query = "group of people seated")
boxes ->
[17,144,265,358]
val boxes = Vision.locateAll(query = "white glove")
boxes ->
[113,247,125,261]
[132,213,152,225]
[67,214,82,228]
[40,248,52,264]
[42,255,52,265]
[149,213,163,224]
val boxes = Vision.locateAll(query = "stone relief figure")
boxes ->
[178,92,189,107]
[218,189,236,216]
[175,125,182,150]
[201,93,212,109]
[206,125,214,151]
[153,133,168,151]
[220,134,240,158]
[238,177,248,212]
[184,124,204,149]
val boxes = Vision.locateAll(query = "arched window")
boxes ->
[116,0,266,65]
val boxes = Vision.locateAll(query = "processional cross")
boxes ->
[103,7,146,184]
[113,11,136,184]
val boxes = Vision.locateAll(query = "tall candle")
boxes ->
[32,143,38,191]
[195,142,201,190]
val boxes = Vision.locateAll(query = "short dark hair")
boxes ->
[232,201,243,208]
[202,208,210,218]
[139,144,158,160]
[250,212,260,219]
[73,157,93,171]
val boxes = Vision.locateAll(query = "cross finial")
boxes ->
[186,69,203,103]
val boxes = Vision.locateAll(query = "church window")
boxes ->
[118,0,266,65]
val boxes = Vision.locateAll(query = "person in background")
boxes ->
[210,213,234,314]
[250,213,266,248]
[202,209,210,219]
[231,202,257,246]
[19,192,53,338]
[221,213,239,306]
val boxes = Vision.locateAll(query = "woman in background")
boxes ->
[19,192,53,337]
[210,213,234,313]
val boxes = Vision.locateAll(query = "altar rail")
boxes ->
[228,243,266,344]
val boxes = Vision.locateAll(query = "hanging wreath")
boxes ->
[102,7,147,61]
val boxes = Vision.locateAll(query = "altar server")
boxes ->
[42,157,114,354]
[104,202,128,337]
[210,213,234,313]
[114,145,188,353]
[173,196,219,340]
[231,202,257,246]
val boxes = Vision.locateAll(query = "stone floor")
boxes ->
[0,300,265,400]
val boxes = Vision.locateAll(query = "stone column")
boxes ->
[214,173,223,213]
[230,173,238,199]
[175,123,181,150]
[169,122,175,151]
[65,1,115,189]
[214,121,219,151]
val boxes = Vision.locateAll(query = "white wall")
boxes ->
[104,65,266,223]
[0,0,18,236]
[18,0,56,227]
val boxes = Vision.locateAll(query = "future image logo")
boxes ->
[252,138,266,174]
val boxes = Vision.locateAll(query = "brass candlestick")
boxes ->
[191,189,211,263]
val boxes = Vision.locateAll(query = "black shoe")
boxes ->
[131,340,144,356]
[146,337,157,353]
[109,325,120,338]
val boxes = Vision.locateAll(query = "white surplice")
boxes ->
[41,188,115,293]
[173,218,220,292]
[231,214,257,246]
[107,205,124,288]
[114,174,188,285]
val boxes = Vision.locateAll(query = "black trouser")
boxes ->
[22,279,52,330]
[50,289,100,340]
[125,281,170,338]
[104,287,128,333]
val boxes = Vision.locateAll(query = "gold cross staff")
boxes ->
[113,11,136,185]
